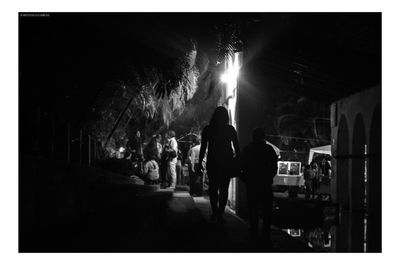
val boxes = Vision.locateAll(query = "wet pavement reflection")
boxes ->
[272,196,369,252]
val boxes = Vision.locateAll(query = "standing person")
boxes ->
[159,133,169,188]
[176,149,183,185]
[144,136,160,163]
[165,130,178,189]
[127,130,143,157]
[198,106,240,223]
[303,165,312,200]
[241,128,278,240]
[127,130,144,174]
[319,158,331,200]
[310,161,319,199]
[188,137,202,196]
[320,158,331,179]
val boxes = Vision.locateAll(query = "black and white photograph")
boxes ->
[15,9,384,255]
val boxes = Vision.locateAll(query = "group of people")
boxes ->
[127,106,279,241]
[303,158,331,200]
[126,130,180,189]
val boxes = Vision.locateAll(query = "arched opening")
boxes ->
[368,103,381,252]
[350,114,366,252]
[335,115,350,251]
[337,115,350,210]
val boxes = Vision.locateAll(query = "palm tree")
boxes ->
[83,15,246,151]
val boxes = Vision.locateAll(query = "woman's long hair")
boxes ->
[209,106,229,127]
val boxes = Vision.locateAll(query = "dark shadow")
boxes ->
[241,128,278,244]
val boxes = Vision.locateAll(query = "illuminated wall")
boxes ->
[220,52,242,212]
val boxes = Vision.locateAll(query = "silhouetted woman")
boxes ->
[198,106,240,223]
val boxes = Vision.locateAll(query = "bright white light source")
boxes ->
[220,60,240,86]
[119,147,125,153]
[220,73,228,83]
[221,52,241,130]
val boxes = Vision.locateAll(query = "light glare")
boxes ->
[220,62,240,86]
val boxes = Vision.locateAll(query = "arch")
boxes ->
[350,113,366,252]
[367,103,381,252]
[335,115,350,252]
[337,115,350,210]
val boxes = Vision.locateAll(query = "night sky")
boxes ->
[19,13,381,150]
